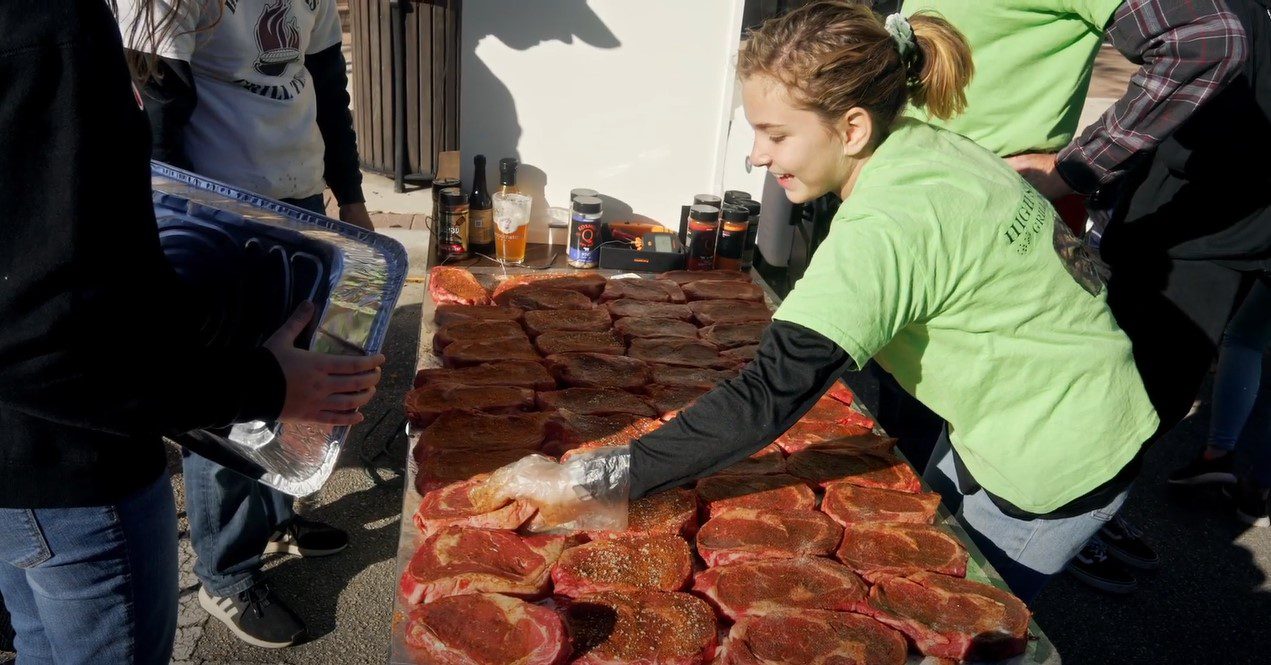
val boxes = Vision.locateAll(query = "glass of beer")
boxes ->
[492,191,532,265]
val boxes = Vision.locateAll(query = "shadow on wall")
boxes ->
[463,0,621,233]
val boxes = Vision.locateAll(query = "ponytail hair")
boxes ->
[737,2,973,131]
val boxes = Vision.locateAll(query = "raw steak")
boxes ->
[693,557,869,621]
[565,590,718,665]
[413,475,536,536]
[696,508,842,567]
[648,364,738,389]
[721,609,907,665]
[822,483,942,527]
[442,337,541,368]
[696,473,816,518]
[492,272,607,301]
[722,345,758,365]
[398,527,566,605]
[536,331,625,356]
[787,447,922,492]
[428,266,491,306]
[524,308,613,336]
[773,424,890,455]
[658,269,751,286]
[557,417,664,461]
[835,522,968,581]
[864,571,1030,661]
[543,410,659,457]
[433,319,526,352]
[605,299,694,321]
[600,278,687,303]
[588,488,699,541]
[503,287,595,311]
[552,534,693,597]
[416,411,552,453]
[414,360,557,391]
[698,321,767,350]
[404,593,569,665]
[404,384,535,427]
[801,395,871,424]
[415,448,543,495]
[434,304,523,328]
[537,388,658,418]
[628,338,734,370]
[689,299,772,326]
[713,443,787,476]
[683,280,765,302]
[642,384,709,418]
[826,382,855,405]
[612,316,700,342]
[546,352,652,390]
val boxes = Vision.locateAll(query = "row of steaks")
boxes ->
[399,267,1030,664]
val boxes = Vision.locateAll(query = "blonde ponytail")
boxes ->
[907,12,974,120]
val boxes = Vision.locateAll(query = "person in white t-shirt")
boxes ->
[118,0,371,648]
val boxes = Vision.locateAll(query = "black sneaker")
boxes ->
[1065,538,1138,594]
[198,583,306,649]
[1226,480,1270,527]
[264,516,348,557]
[1167,451,1236,486]
[1099,516,1159,570]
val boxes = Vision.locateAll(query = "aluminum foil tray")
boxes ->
[151,162,408,496]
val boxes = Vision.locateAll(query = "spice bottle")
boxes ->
[438,187,469,260]
[714,204,750,271]
[429,177,460,233]
[739,199,761,270]
[693,194,722,208]
[568,195,603,269]
[686,204,721,271]
[723,190,752,205]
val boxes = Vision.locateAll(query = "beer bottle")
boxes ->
[499,157,520,196]
[468,155,494,255]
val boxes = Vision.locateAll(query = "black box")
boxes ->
[598,245,687,273]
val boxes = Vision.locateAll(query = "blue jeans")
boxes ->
[1210,275,1271,484]
[924,431,1129,603]
[0,473,177,665]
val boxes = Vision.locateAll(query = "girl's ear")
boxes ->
[837,107,875,157]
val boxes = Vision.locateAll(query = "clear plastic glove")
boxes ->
[476,446,631,534]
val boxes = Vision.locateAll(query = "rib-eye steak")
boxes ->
[696,508,842,567]
[612,316,700,342]
[442,337,541,368]
[658,269,751,286]
[600,278,687,303]
[788,448,922,492]
[415,448,544,495]
[543,410,658,457]
[557,417,664,461]
[682,280,765,303]
[864,571,1030,661]
[605,299,694,321]
[642,384,709,418]
[545,352,652,390]
[801,395,872,424]
[433,319,526,352]
[536,331,625,357]
[696,473,816,518]
[502,287,595,311]
[822,483,942,527]
[428,266,491,306]
[537,388,658,418]
[773,422,881,455]
[722,345,758,365]
[416,411,552,453]
[835,522,968,581]
[403,384,535,428]
[628,338,734,370]
[413,475,536,536]
[564,590,718,665]
[399,527,566,605]
[434,304,523,328]
[524,308,613,336]
[552,534,693,597]
[720,609,907,665]
[414,360,556,391]
[698,321,767,350]
[693,557,869,621]
[587,488,699,541]
[648,364,738,389]
[713,444,787,476]
[826,382,855,405]
[689,299,772,326]
[404,592,569,665]
[493,272,607,301]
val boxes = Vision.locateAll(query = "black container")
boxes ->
[686,204,721,271]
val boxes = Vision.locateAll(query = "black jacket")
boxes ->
[0,0,285,508]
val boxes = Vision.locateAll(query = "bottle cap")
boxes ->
[689,204,720,221]
[573,196,603,214]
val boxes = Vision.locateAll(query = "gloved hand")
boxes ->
[476,446,631,533]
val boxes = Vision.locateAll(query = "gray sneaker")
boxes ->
[198,583,306,649]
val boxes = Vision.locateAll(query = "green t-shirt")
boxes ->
[774,119,1158,513]
[901,0,1122,156]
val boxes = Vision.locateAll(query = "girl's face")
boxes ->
[742,75,871,204]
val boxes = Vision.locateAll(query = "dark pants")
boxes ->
[868,362,944,474]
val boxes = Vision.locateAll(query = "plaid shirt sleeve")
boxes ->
[1057,0,1246,198]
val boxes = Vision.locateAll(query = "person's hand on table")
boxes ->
[265,301,385,425]
[476,447,632,533]
[339,202,375,232]
[1004,152,1074,200]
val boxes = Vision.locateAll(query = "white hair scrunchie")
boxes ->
[883,13,915,58]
